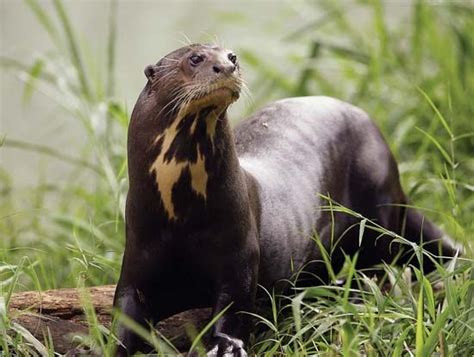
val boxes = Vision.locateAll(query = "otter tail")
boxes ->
[399,207,458,272]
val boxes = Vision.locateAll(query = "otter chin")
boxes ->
[114,43,456,356]
[187,83,240,111]
[209,85,240,101]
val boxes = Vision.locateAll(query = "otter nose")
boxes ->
[212,63,236,75]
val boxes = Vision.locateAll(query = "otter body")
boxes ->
[235,96,403,287]
[114,45,454,356]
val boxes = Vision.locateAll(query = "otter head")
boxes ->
[145,44,241,116]
[145,44,242,221]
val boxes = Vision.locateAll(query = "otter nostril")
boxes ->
[213,65,221,73]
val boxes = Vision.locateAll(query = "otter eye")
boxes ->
[228,53,237,64]
[189,55,204,66]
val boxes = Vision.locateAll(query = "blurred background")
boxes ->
[0,0,473,290]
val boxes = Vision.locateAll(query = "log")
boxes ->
[8,285,211,354]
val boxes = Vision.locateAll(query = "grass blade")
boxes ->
[24,0,59,45]
[52,0,92,100]
[415,127,454,166]
[2,138,102,174]
[415,283,424,357]
[188,303,233,354]
[417,86,454,138]
[106,0,118,97]
[422,304,451,356]
[22,58,44,103]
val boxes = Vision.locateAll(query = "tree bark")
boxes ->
[8,285,210,355]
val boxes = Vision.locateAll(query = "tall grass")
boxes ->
[1,0,127,292]
[1,0,472,355]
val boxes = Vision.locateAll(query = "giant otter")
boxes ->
[113,44,455,356]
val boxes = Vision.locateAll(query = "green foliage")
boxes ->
[1,0,126,291]
[251,258,473,356]
[1,0,473,355]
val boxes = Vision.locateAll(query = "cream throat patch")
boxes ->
[149,106,222,220]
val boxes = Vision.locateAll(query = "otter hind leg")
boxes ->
[350,125,456,273]
[354,195,457,274]
[396,206,457,272]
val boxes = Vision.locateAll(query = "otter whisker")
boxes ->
[170,86,196,116]
[178,32,193,46]
[173,91,191,112]
[152,72,179,91]
[213,34,221,47]
[240,82,255,110]
[156,69,178,83]
[157,64,177,70]
[155,84,191,118]
[168,90,192,115]
[161,56,180,62]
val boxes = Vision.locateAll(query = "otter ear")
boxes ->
[144,64,159,82]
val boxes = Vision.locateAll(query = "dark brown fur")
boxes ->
[114,44,456,356]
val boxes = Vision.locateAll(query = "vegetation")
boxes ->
[1,0,472,355]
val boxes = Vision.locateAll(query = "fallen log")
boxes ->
[8,285,210,354]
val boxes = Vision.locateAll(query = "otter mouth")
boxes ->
[185,80,241,108]
[208,86,240,100]
[194,84,240,101]
[174,79,242,115]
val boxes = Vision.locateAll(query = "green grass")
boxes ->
[1,0,473,355]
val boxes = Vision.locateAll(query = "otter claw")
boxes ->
[206,333,248,357]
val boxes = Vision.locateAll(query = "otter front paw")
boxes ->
[206,333,248,357]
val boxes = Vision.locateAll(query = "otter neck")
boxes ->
[149,103,243,222]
